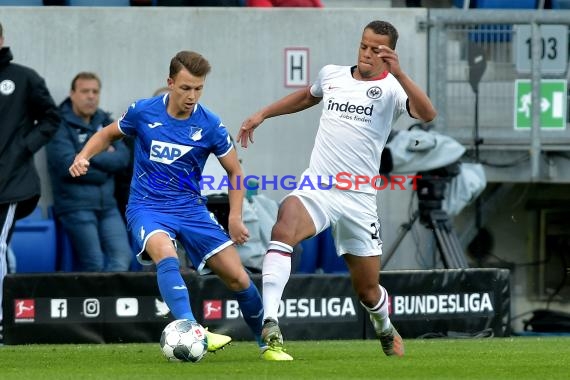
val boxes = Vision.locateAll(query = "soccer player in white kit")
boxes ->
[238,20,437,360]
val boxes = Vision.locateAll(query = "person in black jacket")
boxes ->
[46,72,133,272]
[0,22,60,340]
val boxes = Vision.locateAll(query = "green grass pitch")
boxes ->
[1,337,568,379]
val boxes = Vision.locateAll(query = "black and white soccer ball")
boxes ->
[160,319,208,362]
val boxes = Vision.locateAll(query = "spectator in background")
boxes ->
[247,0,322,6]
[46,72,133,272]
[0,21,60,341]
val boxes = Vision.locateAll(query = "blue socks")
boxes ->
[157,258,264,346]
[156,257,195,321]
[233,280,264,347]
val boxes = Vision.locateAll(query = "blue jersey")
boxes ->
[118,94,232,210]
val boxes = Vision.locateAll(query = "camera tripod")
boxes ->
[383,208,469,269]
[380,163,470,269]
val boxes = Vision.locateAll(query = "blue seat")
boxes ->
[0,0,43,5]
[297,227,347,274]
[476,0,535,7]
[10,207,57,273]
[454,0,536,8]
[319,228,347,273]
[297,235,319,273]
[468,0,536,43]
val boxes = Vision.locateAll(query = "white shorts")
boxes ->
[286,185,382,257]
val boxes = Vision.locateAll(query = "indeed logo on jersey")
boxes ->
[327,99,374,116]
[150,140,193,164]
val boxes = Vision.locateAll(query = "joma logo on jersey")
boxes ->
[327,99,373,116]
[150,140,193,164]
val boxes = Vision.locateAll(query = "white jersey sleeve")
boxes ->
[309,65,333,98]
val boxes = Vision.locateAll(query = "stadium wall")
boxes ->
[1,7,427,205]
[0,7,430,273]
[3,269,510,344]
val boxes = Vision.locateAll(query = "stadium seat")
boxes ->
[476,0,536,7]
[297,227,348,274]
[452,0,471,8]
[0,0,43,5]
[297,235,319,273]
[10,207,57,273]
[552,0,570,8]
[468,1,536,43]
[319,227,347,273]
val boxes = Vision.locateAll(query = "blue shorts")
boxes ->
[126,204,232,272]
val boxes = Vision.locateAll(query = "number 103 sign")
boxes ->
[515,25,568,74]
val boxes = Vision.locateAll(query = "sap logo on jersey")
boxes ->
[150,140,193,164]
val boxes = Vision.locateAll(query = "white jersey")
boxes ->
[308,64,408,194]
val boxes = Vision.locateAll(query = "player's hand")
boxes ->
[228,217,249,246]
[377,45,402,77]
[69,156,90,177]
[237,112,264,148]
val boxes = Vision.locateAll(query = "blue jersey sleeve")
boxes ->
[117,101,140,137]
[212,119,233,158]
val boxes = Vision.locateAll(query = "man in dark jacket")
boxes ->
[0,22,60,340]
[46,72,133,272]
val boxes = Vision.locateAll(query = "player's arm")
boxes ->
[394,72,437,123]
[68,121,124,177]
[218,149,249,245]
[237,86,322,148]
[377,45,436,122]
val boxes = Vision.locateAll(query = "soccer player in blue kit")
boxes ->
[69,51,289,361]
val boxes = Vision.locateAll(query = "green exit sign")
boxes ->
[514,79,567,130]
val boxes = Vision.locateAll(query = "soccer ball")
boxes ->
[160,319,208,362]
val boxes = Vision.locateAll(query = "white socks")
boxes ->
[361,285,391,332]
[262,241,293,323]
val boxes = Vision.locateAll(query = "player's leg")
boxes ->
[336,192,404,357]
[145,231,234,351]
[145,232,197,321]
[264,195,319,321]
[206,246,266,349]
[125,207,197,321]
[256,195,321,360]
[344,254,403,356]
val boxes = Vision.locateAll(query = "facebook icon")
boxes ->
[50,299,68,318]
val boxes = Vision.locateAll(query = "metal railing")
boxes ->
[428,9,570,180]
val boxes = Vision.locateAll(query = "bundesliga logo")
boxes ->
[203,300,223,320]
